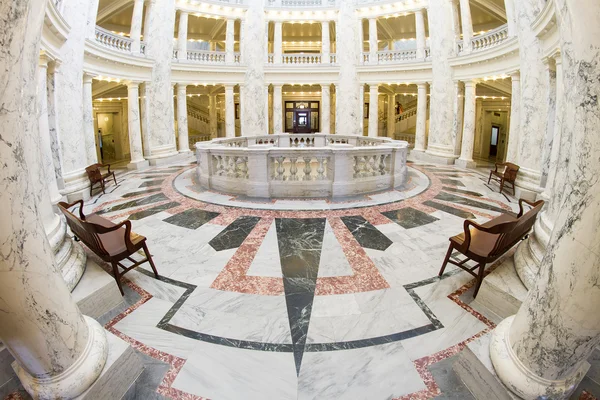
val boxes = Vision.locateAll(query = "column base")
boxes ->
[127,159,150,170]
[60,169,92,202]
[411,148,458,165]
[12,316,108,399]
[71,260,124,320]
[514,166,543,202]
[456,158,477,168]
[513,210,553,289]
[48,218,87,291]
[146,151,192,166]
[490,316,590,400]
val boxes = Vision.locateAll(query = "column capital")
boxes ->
[82,72,96,84]
[510,70,521,81]
[39,51,53,68]
[369,83,379,90]
[178,9,188,17]
[175,82,188,90]
[551,49,562,64]
[126,81,142,89]
[144,0,155,4]
[463,79,479,88]
[417,82,429,89]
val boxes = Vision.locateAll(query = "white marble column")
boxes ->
[46,61,65,190]
[264,84,270,134]
[359,84,365,135]
[504,0,517,37]
[177,11,188,61]
[458,0,473,53]
[130,0,145,53]
[450,0,461,49]
[335,1,361,135]
[82,73,98,165]
[320,84,331,134]
[140,82,152,157]
[322,21,330,64]
[273,84,283,134]
[142,0,155,56]
[505,71,520,162]
[456,80,477,168]
[491,3,600,396]
[209,94,218,137]
[422,1,459,164]
[274,21,283,64]
[452,81,465,156]
[176,83,190,153]
[414,83,428,152]
[225,18,235,64]
[368,18,378,65]
[225,84,235,138]
[86,0,101,38]
[368,84,379,138]
[415,10,426,59]
[126,82,148,169]
[387,94,395,138]
[540,59,557,187]
[1,2,107,398]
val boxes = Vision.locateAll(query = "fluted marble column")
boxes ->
[82,73,98,165]
[225,19,235,64]
[456,80,477,168]
[1,2,107,398]
[274,21,283,64]
[458,0,473,53]
[387,94,395,138]
[225,84,235,138]
[415,10,426,59]
[368,84,379,138]
[273,85,283,134]
[209,94,218,138]
[322,21,330,64]
[505,72,520,162]
[414,83,428,152]
[176,84,190,152]
[130,0,144,53]
[177,11,188,61]
[368,18,378,65]
[452,81,465,156]
[491,2,600,397]
[423,0,459,164]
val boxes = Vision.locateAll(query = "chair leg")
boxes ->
[143,242,160,278]
[512,181,516,196]
[499,179,505,194]
[112,172,117,186]
[101,180,106,194]
[473,263,486,298]
[111,262,124,296]
[487,171,492,184]
[438,244,454,277]
[90,183,94,197]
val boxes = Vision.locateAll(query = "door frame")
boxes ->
[284,100,320,133]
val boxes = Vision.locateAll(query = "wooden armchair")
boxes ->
[58,200,159,295]
[86,163,117,196]
[438,199,544,298]
[488,162,519,195]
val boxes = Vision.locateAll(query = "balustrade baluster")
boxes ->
[378,154,387,175]
[289,157,299,181]
[277,156,285,180]
[368,156,377,176]
[317,157,326,180]
[303,157,312,180]
[353,156,361,178]
[227,156,236,177]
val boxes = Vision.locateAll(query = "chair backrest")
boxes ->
[58,202,110,258]
[489,200,544,258]
[504,163,520,182]
[85,164,102,183]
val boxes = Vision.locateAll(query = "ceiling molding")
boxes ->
[471,0,507,22]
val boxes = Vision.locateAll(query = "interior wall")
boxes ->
[473,101,510,162]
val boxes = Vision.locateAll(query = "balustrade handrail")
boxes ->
[94,26,133,53]
[267,0,337,7]
[377,49,417,63]
[186,49,226,63]
[203,134,403,149]
[471,24,509,52]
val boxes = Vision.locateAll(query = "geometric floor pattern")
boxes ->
[83,161,519,399]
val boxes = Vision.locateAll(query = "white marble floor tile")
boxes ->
[246,220,282,277]
[317,220,353,277]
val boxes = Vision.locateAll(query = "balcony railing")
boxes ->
[377,49,417,64]
[95,26,133,53]
[283,53,321,64]
[187,50,226,64]
[472,24,509,51]
[267,0,337,6]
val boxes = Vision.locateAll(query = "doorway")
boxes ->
[285,101,319,133]
[490,125,500,158]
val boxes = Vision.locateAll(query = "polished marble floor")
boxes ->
[67,160,532,399]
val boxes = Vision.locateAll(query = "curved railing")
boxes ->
[195,134,408,198]
[377,49,417,64]
[187,50,226,64]
[95,26,133,53]
[283,53,321,64]
[267,0,337,6]
[472,24,509,52]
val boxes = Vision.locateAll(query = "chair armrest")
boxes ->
[517,199,544,218]
[493,162,506,173]
[58,199,86,220]
[99,163,112,174]
[461,219,517,251]
[92,219,137,253]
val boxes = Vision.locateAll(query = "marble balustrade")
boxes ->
[196,134,407,198]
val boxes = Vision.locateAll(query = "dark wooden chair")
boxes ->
[488,162,519,195]
[438,199,544,297]
[86,163,117,196]
[58,200,159,295]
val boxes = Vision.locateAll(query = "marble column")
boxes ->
[490,3,600,397]
[126,82,148,169]
[46,61,65,190]
[458,0,473,53]
[414,83,428,152]
[264,84,270,134]
[140,82,152,157]
[142,0,155,56]
[273,84,283,134]
[130,0,144,53]
[225,84,235,138]
[450,0,461,50]
[359,84,365,135]
[240,0,267,136]
[513,0,549,200]
[335,1,361,135]
[540,59,557,187]
[505,71,520,162]
[368,84,379,138]
[504,0,517,37]
[452,81,465,157]
[0,2,107,398]
[274,21,283,64]
[322,21,330,64]
[86,0,100,39]
[368,18,378,65]
[209,94,218,138]
[387,93,395,138]
[177,11,188,61]
[225,18,235,64]
[145,0,178,162]
[423,1,460,164]
[82,73,98,165]
[415,10,426,59]
[175,84,190,152]
[456,80,477,168]
[514,53,563,290]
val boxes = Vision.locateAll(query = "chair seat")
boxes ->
[86,214,145,256]
[490,170,506,179]
[450,213,517,258]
